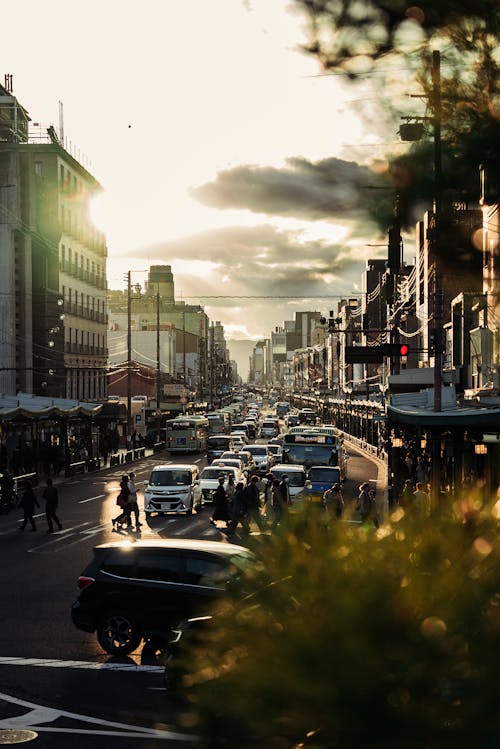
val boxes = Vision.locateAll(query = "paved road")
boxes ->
[0,437,383,747]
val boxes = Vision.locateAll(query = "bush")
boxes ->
[177,493,500,748]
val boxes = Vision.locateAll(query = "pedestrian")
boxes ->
[322,482,344,518]
[127,471,142,529]
[209,476,231,526]
[227,481,250,534]
[244,474,263,528]
[412,482,431,519]
[271,476,288,526]
[112,475,131,530]
[43,477,62,533]
[18,479,39,531]
[263,473,274,519]
[356,481,379,528]
[225,473,236,513]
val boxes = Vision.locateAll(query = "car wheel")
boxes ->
[97,612,142,655]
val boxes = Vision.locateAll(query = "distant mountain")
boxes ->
[227,339,256,382]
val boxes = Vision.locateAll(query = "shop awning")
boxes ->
[0,392,102,420]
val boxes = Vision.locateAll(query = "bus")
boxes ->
[276,401,290,418]
[206,411,232,435]
[164,416,209,453]
[282,426,347,477]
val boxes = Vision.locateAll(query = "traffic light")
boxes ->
[382,343,409,357]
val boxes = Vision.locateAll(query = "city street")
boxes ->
[0,442,381,746]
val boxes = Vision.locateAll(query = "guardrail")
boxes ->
[13,471,38,491]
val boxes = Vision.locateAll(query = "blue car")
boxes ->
[304,466,342,505]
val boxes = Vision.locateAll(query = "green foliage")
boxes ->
[292,0,500,229]
[178,498,500,747]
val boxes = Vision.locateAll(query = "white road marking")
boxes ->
[0,656,162,672]
[78,494,105,504]
[0,689,196,740]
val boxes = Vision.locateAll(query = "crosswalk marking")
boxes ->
[0,656,163,672]
[0,689,196,741]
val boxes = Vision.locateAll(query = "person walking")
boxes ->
[357,481,379,528]
[43,477,62,533]
[112,475,131,530]
[227,481,249,534]
[209,476,231,526]
[18,479,39,532]
[322,482,344,518]
[244,474,263,529]
[412,482,431,519]
[263,473,274,519]
[127,471,142,530]
[271,476,289,526]
[225,473,236,514]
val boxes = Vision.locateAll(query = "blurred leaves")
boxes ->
[291,0,500,229]
[179,498,500,747]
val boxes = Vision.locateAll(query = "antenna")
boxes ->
[59,101,64,144]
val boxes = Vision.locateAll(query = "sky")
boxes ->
[1,0,420,342]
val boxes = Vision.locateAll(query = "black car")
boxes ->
[71,538,253,656]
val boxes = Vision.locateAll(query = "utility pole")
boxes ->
[126,270,132,439]
[156,291,161,437]
[431,49,443,503]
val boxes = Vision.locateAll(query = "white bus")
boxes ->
[164,416,209,453]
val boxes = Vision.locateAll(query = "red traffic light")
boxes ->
[382,343,410,357]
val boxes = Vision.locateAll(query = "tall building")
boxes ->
[0,77,107,399]
[107,266,210,396]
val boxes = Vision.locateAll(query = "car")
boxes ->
[298,408,316,425]
[260,420,280,438]
[230,433,247,448]
[285,413,300,428]
[269,464,307,511]
[199,465,246,503]
[71,538,253,656]
[303,465,342,504]
[163,615,215,695]
[220,450,255,475]
[243,421,258,439]
[267,443,282,465]
[211,458,246,473]
[207,434,235,463]
[143,464,202,516]
[243,444,271,474]
[232,423,250,440]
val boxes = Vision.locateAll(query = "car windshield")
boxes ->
[149,470,192,486]
[247,446,267,455]
[201,468,233,480]
[272,471,305,487]
[308,468,340,483]
[268,445,281,455]
[208,437,231,448]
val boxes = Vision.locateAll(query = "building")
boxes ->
[107,266,209,398]
[0,77,107,400]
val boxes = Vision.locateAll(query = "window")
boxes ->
[135,553,182,583]
[185,557,225,585]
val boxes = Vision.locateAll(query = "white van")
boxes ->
[143,464,202,516]
[270,464,307,511]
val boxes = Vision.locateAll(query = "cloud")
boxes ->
[132,222,376,337]
[190,156,389,223]
[119,155,393,338]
